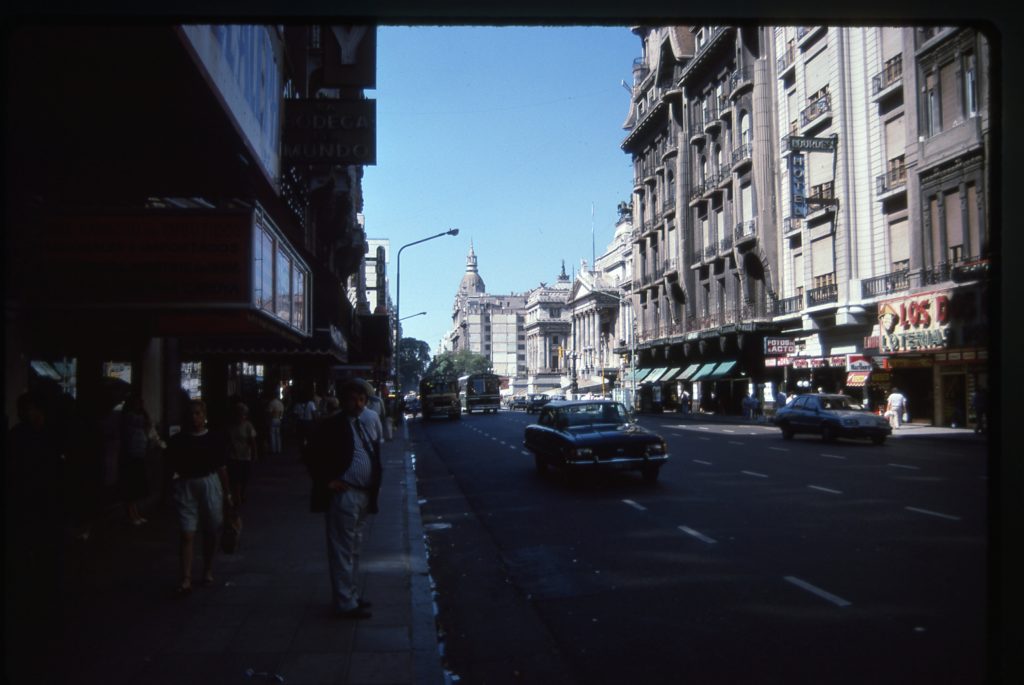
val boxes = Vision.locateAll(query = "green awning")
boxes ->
[643,367,670,383]
[678,363,703,380]
[689,362,719,381]
[706,360,738,380]
[661,367,684,381]
[631,368,654,383]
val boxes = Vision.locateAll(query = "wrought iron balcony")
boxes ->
[801,91,831,128]
[921,262,953,286]
[772,294,804,316]
[728,67,753,96]
[807,282,838,307]
[872,55,903,97]
[719,233,733,253]
[731,142,753,168]
[861,269,910,298]
[776,43,797,76]
[876,158,907,197]
[703,245,717,261]
[632,57,650,86]
[689,183,706,204]
[734,218,756,242]
[783,217,802,234]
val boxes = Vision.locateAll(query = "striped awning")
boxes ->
[705,360,738,380]
[661,367,685,381]
[643,367,670,383]
[678,363,703,380]
[846,371,871,387]
[689,362,719,381]
[632,368,654,383]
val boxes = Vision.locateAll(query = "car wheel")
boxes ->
[780,423,794,440]
[821,424,837,442]
[871,435,886,445]
[642,466,660,483]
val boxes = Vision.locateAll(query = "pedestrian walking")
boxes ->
[305,378,383,619]
[293,391,318,449]
[119,393,153,526]
[266,394,284,455]
[226,402,258,507]
[166,399,233,595]
[885,387,908,429]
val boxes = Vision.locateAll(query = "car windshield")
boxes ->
[563,403,628,427]
[821,396,856,411]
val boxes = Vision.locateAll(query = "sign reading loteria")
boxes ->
[876,290,953,353]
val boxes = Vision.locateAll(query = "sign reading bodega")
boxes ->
[877,291,952,353]
[283,99,377,165]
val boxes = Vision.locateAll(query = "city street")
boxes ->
[410,409,989,684]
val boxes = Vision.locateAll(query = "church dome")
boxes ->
[458,242,486,295]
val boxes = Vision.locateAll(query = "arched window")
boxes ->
[739,111,752,146]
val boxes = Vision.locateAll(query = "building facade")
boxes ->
[619,24,991,424]
[523,266,573,395]
[5,25,383,430]
[444,243,528,381]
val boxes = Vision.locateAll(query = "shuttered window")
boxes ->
[787,89,798,132]
[804,50,829,97]
[885,115,905,161]
[809,147,833,185]
[944,190,963,257]
[740,183,753,222]
[889,218,909,265]
[940,61,959,129]
[811,235,834,277]
[881,26,902,61]
[967,183,980,257]
[792,252,804,291]
[930,197,942,264]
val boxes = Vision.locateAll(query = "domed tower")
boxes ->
[458,240,487,296]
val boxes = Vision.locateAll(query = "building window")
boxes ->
[813,272,836,288]
[965,52,978,116]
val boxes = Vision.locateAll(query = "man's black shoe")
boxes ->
[335,606,372,620]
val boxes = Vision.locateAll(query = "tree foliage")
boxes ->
[425,349,492,380]
[398,337,432,393]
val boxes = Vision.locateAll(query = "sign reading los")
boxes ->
[877,291,952,353]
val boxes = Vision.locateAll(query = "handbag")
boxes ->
[221,511,242,554]
[902,411,909,423]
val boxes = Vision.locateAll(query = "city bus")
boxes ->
[418,376,461,420]
[458,372,502,414]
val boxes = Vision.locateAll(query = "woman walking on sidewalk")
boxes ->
[167,400,233,595]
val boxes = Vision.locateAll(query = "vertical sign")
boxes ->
[789,152,808,218]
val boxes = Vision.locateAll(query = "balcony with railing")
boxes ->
[876,156,907,198]
[662,192,676,215]
[861,268,910,298]
[807,282,838,307]
[776,42,797,77]
[800,90,832,130]
[689,182,706,205]
[807,181,836,218]
[872,54,903,99]
[772,293,804,316]
[734,218,757,243]
[717,95,731,121]
[783,216,802,235]
[719,233,734,254]
[731,141,753,169]
[728,67,753,97]
[796,25,826,46]
[703,172,725,196]
[632,57,650,87]
[703,244,717,261]
[703,102,721,132]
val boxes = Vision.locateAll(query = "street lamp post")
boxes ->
[394,229,459,396]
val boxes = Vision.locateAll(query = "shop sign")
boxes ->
[877,290,953,354]
[846,354,873,371]
[320,25,377,88]
[788,152,808,218]
[283,99,377,165]
[788,135,837,152]
[764,337,796,355]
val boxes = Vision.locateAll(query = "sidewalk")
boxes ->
[14,429,445,685]
[643,410,989,443]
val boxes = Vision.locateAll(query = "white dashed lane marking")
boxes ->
[692,459,713,465]
[622,499,647,511]
[821,454,846,460]
[906,506,962,521]
[679,526,717,544]
[768,446,788,452]
[888,463,921,470]
[807,485,843,495]
[784,576,852,607]
[741,470,769,478]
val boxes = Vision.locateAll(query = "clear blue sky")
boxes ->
[362,25,640,355]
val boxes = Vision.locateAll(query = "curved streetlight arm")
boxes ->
[395,228,459,395]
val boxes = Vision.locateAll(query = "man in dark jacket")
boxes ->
[305,378,383,619]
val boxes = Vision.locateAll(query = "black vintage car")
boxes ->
[774,393,892,444]
[525,394,552,413]
[524,400,669,482]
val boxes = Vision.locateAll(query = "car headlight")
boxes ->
[646,441,667,456]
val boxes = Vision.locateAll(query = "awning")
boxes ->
[632,368,654,383]
[706,360,738,380]
[661,367,685,381]
[846,371,871,387]
[643,367,670,383]
[678,363,703,380]
[689,362,719,381]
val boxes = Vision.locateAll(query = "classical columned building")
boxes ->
[523,266,572,395]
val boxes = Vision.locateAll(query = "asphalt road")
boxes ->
[409,409,989,685]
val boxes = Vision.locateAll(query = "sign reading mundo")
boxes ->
[283,99,376,165]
